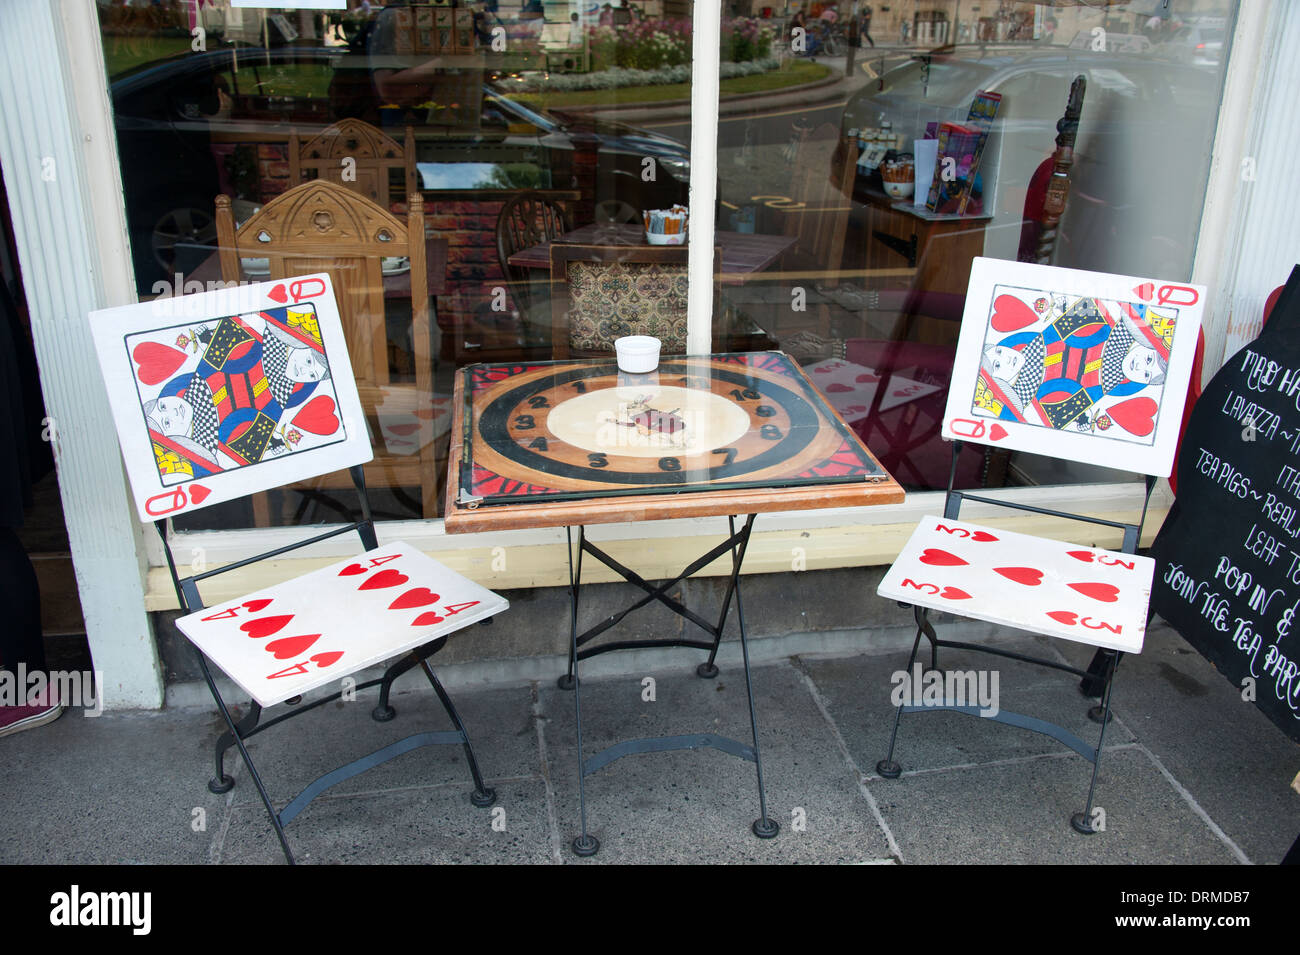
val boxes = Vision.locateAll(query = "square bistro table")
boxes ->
[444,351,903,855]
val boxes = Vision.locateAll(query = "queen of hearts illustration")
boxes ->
[144,311,331,481]
[978,296,1170,433]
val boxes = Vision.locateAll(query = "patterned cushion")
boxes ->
[565,260,689,353]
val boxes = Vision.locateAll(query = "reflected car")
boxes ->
[833,44,1224,278]
[109,46,690,293]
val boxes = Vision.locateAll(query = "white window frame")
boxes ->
[7,1,1275,662]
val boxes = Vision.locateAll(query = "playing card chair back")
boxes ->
[875,257,1203,833]
[89,277,508,864]
[215,178,440,518]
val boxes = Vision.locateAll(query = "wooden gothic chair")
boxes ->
[289,118,417,212]
[216,179,440,518]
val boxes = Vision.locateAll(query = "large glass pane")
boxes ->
[716,1,1236,491]
[95,0,695,528]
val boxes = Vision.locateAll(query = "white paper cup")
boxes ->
[614,335,661,373]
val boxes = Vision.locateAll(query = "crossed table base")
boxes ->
[560,515,778,856]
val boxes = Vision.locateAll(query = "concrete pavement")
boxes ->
[2,617,1295,864]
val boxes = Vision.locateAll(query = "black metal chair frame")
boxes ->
[877,441,1158,834]
[158,465,496,864]
[559,515,778,856]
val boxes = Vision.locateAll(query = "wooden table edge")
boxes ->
[443,355,905,533]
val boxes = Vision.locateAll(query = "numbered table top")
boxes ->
[444,352,904,533]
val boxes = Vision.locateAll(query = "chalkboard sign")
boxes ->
[1150,265,1300,742]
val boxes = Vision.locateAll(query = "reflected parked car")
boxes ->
[832,44,1225,279]
[109,46,690,294]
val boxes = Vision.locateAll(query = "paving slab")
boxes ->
[0,709,227,864]
[540,662,894,863]
[870,746,1241,864]
[800,635,1137,777]
[217,778,554,865]
[1056,621,1300,865]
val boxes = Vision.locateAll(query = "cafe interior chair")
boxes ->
[215,179,442,519]
[289,118,417,214]
[495,191,570,338]
[548,243,721,359]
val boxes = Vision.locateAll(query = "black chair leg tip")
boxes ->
[471,787,497,808]
[556,674,575,691]
[752,817,779,839]
[876,759,902,778]
[371,704,396,722]
[572,834,599,857]
[695,662,719,679]
[208,775,234,794]
[1086,704,1109,724]
[1070,812,1098,835]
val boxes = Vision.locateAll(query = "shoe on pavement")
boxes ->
[0,693,65,739]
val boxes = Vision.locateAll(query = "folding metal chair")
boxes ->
[156,467,506,863]
[89,273,508,863]
[873,257,1201,833]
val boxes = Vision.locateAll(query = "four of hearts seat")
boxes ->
[176,542,507,707]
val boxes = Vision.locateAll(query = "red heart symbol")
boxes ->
[265,633,320,659]
[241,614,295,639]
[1133,282,1154,301]
[412,611,446,627]
[292,395,340,436]
[989,424,1008,441]
[390,588,439,610]
[1067,550,1095,563]
[920,548,967,567]
[131,342,187,386]
[242,599,273,613]
[844,405,867,414]
[995,566,1043,586]
[267,283,289,304]
[825,383,853,393]
[389,423,420,436]
[311,651,343,668]
[815,367,832,374]
[1069,582,1120,603]
[359,569,409,591]
[940,587,972,600]
[339,563,366,576]
[856,373,880,383]
[990,294,1039,333]
[188,484,211,505]
[1107,397,1158,437]
[970,531,998,542]
[1047,610,1079,626]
